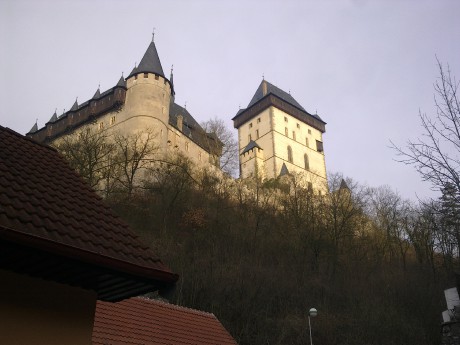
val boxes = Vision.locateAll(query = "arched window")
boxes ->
[304,154,310,170]
[287,146,293,163]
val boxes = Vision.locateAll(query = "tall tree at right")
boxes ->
[392,60,460,203]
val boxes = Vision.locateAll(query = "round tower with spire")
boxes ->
[123,34,173,139]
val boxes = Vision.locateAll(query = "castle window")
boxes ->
[199,152,202,161]
[292,131,296,141]
[110,116,116,125]
[249,123,253,128]
[98,122,104,130]
[316,140,324,153]
[256,129,259,139]
[287,146,293,163]
[308,129,311,134]
[284,117,288,122]
[248,134,252,142]
[285,127,288,136]
[306,137,309,147]
[257,117,261,123]
[185,142,189,152]
[308,182,313,191]
[144,73,148,78]
[155,75,159,80]
[135,75,138,80]
[304,154,310,170]
[297,123,300,129]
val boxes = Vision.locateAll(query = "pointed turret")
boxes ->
[93,87,101,99]
[27,121,38,134]
[339,179,349,191]
[70,98,78,112]
[116,74,126,88]
[279,163,290,177]
[47,110,58,124]
[128,40,165,78]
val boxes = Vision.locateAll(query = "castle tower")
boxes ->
[122,36,173,147]
[232,80,327,191]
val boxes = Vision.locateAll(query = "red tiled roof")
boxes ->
[93,298,238,345]
[0,126,178,299]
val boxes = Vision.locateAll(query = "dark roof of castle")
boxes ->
[0,126,178,301]
[169,103,222,154]
[70,99,79,112]
[339,179,349,190]
[233,80,325,126]
[93,297,238,345]
[248,80,306,111]
[117,74,126,88]
[279,162,290,177]
[241,140,262,155]
[28,122,38,134]
[128,40,165,78]
[46,111,58,124]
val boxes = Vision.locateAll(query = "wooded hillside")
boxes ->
[103,161,452,345]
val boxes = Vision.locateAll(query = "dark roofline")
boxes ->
[0,224,178,285]
[232,93,326,133]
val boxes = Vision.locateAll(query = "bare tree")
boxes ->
[392,59,460,202]
[52,127,114,189]
[201,117,239,176]
[113,128,159,196]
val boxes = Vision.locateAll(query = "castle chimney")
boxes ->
[262,80,267,96]
[177,115,183,131]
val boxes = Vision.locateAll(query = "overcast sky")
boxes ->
[1,0,459,201]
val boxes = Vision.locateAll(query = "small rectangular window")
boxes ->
[284,117,288,122]
[249,123,253,128]
[292,131,296,141]
[248,134,252,142]
[110,116,116,125]
[257,117,261,123]
[306,137,309,147]
[297,123,300,129]
[285,127,288,136]
[98,122,104,130]
[316,140,324,152]
[256,129,259,139]
[308,129,312,134]
[134,75,138,80]
[155,75,159,80]
[144,73,148,78]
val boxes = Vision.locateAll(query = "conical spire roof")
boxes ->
[47,111,58,124]
[93,87,101,99]
[70,99,79,112]
[28,121,38,134]
[128,40,165,78]
[279,163,290,177]
[339,179,350,190]
[116,74,126,88]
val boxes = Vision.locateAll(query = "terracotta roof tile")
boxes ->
[0,126,178,298]
[93,298,238,345]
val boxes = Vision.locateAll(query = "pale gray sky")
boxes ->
[1,0,459,201]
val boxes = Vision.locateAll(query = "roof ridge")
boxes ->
[2,126,58,153]
[135,297,216,318]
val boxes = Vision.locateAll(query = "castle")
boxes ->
[27,36,327,191]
